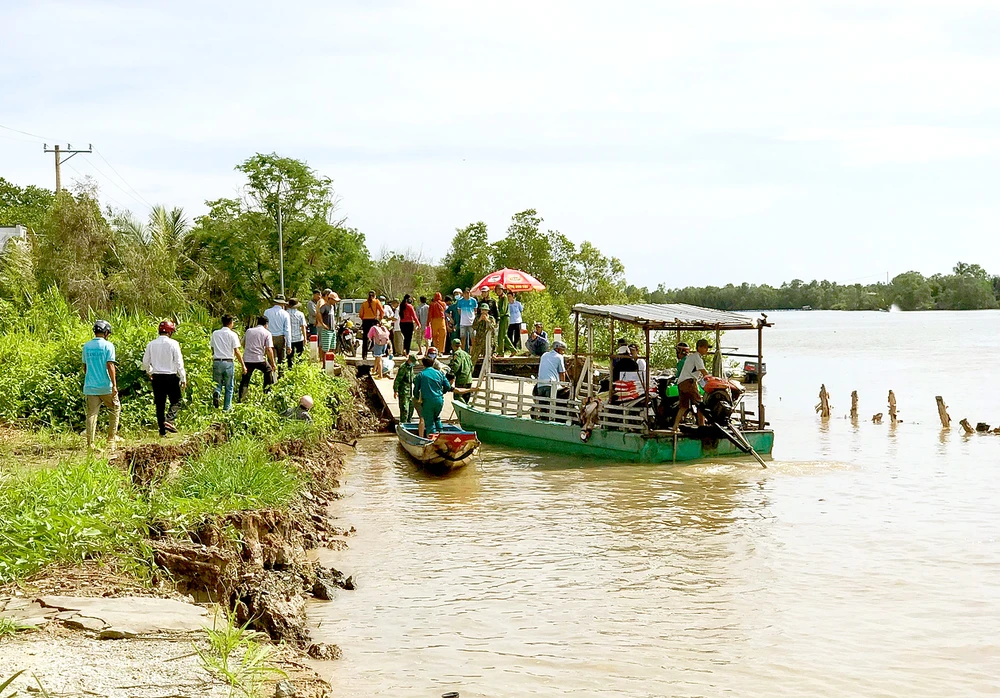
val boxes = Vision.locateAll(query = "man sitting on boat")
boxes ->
[526,321,549,356]
[533,340,569,401]
[672,338,711,430]
[413,353,453,437]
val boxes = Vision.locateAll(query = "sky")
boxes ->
[2,0,999,289]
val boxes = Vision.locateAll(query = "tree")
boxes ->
[35,190,114,312]
[186,153,370,317]
[890,271,933,311]
[570,241,627,304]
[0,178,54,232]
[368,247,437,299]
[491,209,576,296]
[438,222,492,292]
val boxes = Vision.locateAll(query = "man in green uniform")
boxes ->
[449,337,474,402]
[471,302,498,367]
[413,356,453,437]
[393,353,418,423]
[494,284,516,355]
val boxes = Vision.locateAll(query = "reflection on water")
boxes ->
[311,311,1000,697]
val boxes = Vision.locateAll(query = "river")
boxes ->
[309,310,1000,697]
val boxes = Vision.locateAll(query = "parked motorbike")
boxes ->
[337,319,358,356]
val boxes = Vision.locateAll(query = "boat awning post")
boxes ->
[757,316,765,429]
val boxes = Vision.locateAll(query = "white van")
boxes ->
[337,299,367,327]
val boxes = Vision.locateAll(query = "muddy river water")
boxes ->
[311,310,1000,697]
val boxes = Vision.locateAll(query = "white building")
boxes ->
[0,225,27,251]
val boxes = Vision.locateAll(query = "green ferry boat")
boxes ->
[455,303,774,465]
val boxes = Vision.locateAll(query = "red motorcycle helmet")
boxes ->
[158,320,177,335]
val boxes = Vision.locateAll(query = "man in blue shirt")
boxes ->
[82,320,120,450]
[455,289,479,351]
[263,295,292,375]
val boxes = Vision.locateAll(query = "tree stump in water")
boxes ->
[872,412,883,424]
[976,422,991,433]
[959,418,975,435]
[816,384,831,418]
[935,396,951,429]
[850,391,858,420]
[888,390,898,424]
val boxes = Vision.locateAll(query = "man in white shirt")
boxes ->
[263,295,292,375]
[239,316,278,401]
[672,338,711,429]
[142,320,186,436]
[210,314,245,411]
[533,340,569,400]
[286,298,308,368]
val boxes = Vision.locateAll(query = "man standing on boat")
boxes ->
[449,337,474,401]
[672,338,711,430]
[533,340,569,400]
[393,353,418,423]
[413,355,453,437]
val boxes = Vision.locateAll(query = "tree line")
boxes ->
[3,153,998,336]
[635,263,999,312]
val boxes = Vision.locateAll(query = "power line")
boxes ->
[78,157,150,211]
[0,123,55,142]
[93,147,153,208]
[64,162,130,212]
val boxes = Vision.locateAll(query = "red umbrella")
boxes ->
[472,268,546,293]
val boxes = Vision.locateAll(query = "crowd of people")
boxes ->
[79,284,565,447]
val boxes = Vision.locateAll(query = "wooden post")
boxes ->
[643,324,651,412]
[872,412,883,424]
[850,391,858,420]
[935,396,951,429]
[815,384,831,418]
[959,418,975,435]
[757,320,765,429]
[888,390,897,424]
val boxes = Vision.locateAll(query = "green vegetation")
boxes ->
[196,607,286,698]
[636,262,1000,312]
[0,617,37,637]
[0,459,150,582]
[154,440,303,522]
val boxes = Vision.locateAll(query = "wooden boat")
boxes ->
[395,422,480,471]
[455,302,775,465]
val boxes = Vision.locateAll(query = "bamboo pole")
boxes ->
[815,384,831,418]
[850,391,858,420]
[935,396,951,429]
[888,390,898,424]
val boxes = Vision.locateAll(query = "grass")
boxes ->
[0,617,37,637]
[196,606,285,698]
[0,459,151,584]
[153,439,304,523]
[0,437,305,585]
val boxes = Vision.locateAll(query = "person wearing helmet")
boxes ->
[142,320,186,436]
[82,320,120,450]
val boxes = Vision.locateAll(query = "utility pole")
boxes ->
[276,181,285,297]
[43,143,93,192]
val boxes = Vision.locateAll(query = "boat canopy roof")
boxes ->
[572,303,760,331]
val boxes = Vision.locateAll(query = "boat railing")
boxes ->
[469,373,647,433]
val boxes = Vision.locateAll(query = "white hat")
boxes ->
[453,287,463,294]
[299,395,314,410]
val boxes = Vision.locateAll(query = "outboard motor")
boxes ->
[702,376,743,426]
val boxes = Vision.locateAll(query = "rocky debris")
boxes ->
[38,595,211,637]
[306,642,342,660]
[275,679,297,697]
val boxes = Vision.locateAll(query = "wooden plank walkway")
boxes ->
[370,373,526,423]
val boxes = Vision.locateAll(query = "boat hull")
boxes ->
[453,401,773,463]
[395,423,479,472]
